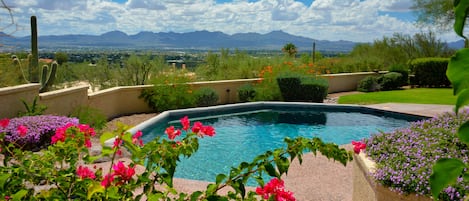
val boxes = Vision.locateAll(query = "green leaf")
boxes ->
[453,0,469,40]
[100,132,116,144]
[447,48,469,97]
[215,174,226,185]
[12,189,28,201]
[275,156,290,175]
[456,89,469,113]
[206,183,218,195]
[458,121,469,145]
[264,163,279,177]
[87,181,105,200]
[430,158,466,199]
[147,193,165,200]
[190,191,203,201]
[0,173,11,191]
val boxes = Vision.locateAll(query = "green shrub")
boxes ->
[357,76,380,92]
[140,73,196,112]
[276,72,329,102]
[300,77,329,102]
[18,97,47,117]
[70,106,107,130]
[378,72,403,91]
[276,72,303,101]
[388,64,409,86]
[194,87,219,107]
[237,84,256,102]
[409,58,450,87]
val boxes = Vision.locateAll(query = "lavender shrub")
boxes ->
[366,109,469,200]
[0,115,79,151]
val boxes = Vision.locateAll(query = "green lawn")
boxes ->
[337,88,456,105]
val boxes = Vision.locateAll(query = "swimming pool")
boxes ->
[130,102,426,184]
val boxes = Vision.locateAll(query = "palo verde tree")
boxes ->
[412,0,454,31]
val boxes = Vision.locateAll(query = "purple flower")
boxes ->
[0,115,79,151]
[366,109,469,200]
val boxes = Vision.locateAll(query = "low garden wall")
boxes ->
[0,72,379,119]
[353,153,432,201]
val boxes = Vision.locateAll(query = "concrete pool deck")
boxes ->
[99,103,456,201]
[172,103,456,201]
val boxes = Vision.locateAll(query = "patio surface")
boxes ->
[99,102,455,201]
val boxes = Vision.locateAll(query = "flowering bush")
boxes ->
[0,115,78,151]
[366,110,469,200]
[0,115,352,200]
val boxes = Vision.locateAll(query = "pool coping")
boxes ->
[125,101,431,135]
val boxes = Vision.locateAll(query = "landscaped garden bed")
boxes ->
[354,109,469,201]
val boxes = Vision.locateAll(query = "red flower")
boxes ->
[17,125,28,137]
[112,161,135,184]
[180,116,190,131]
[352,140,367,154]
[101,173,114,188]
[201,126,216,137]
[256,178,295,201]
[165,126,181,140]
[0,118,9,128]
[132,130,144,146]
[76,166,96,179]
[51,123,75,144]
[191,122,203,133]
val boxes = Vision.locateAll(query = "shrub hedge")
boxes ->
[276,72,329,102]
[357,76,380,92]
[378,72,403,91]
[409,58,450,87]
[194,87,219,107]
[237,84,256,102]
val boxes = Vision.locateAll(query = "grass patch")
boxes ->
[337,88,456,105]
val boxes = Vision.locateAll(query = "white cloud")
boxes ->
[3,0,458,42]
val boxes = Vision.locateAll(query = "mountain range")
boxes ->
[1,30,357,52]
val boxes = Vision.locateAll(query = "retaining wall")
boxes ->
[0,72,379,119]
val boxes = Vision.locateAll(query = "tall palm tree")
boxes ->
[282,43,298,58]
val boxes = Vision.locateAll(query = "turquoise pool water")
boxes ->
[139,106,422,185]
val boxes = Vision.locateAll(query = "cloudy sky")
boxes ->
[0,0,459,42]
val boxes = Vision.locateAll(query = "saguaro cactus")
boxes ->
[12,16,58,92]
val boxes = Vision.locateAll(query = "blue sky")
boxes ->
[0,0,458,42]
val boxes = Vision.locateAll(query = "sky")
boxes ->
[0,0,460,43]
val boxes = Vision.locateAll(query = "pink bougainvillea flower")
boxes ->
[256,178,295,201]
[76,166,96,179]
[113,137,123,148]
[191,121,203,133]
[201,126,216,137]
[101,173,114,188]
[0,118,9,128]
[112,161,136,184]
[352,140,366,154]
[78,124,96,137]
[165,126,181,140]
[17,125,28,137]
[180,116,190,131]
[132,130,144,146]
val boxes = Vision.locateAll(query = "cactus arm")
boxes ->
[30,16,39,83]
[39,62,58,93]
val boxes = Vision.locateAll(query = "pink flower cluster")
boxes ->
[51,123,96,148]
[76,166,96,180]
[1,118,28,138]
[256,178,295,201]
[165,116,216,140]
[101,161,136,188]
[352,140,366,154]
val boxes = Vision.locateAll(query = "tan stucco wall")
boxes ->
[191,78,259,103]
[322,72,379,93]
[39,85,89,116]
[0,72,379,119]
[88,85,154,119]
[0,84,41,118]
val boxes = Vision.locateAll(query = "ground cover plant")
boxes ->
[366,110,469,200]
[337,88,455,105]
